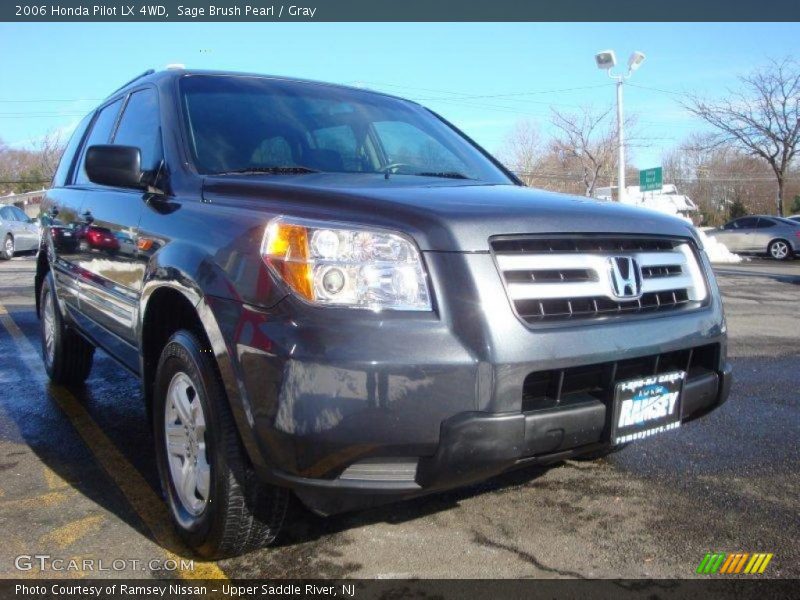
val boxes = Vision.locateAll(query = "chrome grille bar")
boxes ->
[492,236,708,323]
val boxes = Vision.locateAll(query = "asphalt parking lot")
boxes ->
[0,256,797,579]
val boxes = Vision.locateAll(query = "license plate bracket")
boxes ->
[611,371,685,444]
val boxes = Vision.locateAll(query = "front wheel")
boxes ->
[768,239,792,261]
[1,235,13,260]
[153,330,288,558]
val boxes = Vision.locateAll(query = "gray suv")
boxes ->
[35,69,732,558]
[708,215,800,260]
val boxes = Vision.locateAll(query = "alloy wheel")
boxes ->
[164,372,211,516]
[770,241,789,260]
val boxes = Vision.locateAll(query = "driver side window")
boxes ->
[373,121,464,174]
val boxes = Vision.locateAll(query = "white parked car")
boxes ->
[0,205,39,259]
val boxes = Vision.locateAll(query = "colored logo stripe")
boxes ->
[744,553,773,574]
[697,552,773,574]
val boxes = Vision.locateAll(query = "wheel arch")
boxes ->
[138,243,272,475]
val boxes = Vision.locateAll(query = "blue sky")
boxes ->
[1,22,798,168]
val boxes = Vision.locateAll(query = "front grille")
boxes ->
[515,289,691,320]
[491,235,708,324]
[522,343,719,412]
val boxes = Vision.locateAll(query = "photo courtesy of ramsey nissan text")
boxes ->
[0,2,797,598]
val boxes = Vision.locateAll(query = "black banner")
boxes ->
[2,0,800,22]
[2,579,798,600]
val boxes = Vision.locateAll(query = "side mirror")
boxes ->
[85,145,144,189]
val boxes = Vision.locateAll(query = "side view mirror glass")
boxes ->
[85,145,145,189]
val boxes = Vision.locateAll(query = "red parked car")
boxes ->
[76,224,120,254]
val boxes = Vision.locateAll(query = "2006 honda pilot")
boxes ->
[36,69,732,558]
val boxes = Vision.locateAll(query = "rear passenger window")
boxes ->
[75,99,123,185]
[735,217,759,229]
[113,89,162,171]
[52,112,93,188]
[756,219,775,228]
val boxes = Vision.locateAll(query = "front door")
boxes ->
[70,88,162,370]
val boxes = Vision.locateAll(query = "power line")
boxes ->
[0,98,100,103]
[0,113,86,118]
[627,83,685,97]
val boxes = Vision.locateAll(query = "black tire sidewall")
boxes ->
[153,330,229,555]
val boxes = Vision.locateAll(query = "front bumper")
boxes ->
[271,362,732,515]
[207,250,731,515]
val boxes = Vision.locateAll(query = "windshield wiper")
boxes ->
[412,171,473,180]
[217,166,320,175]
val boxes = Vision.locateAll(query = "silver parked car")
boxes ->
[707,215,800,260]
[0,205,40,260]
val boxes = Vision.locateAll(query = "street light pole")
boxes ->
[615,75,626,203]
[594,50,646,204]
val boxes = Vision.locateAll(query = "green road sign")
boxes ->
[639,167,663,192]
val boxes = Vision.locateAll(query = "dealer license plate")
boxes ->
[611,371,685,444]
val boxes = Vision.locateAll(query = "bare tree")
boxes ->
[497,120,543,186]
[684,58,800,216]
[550,105,633,197]
[34,130,66,181]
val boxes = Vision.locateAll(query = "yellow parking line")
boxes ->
[44,464,70,490]
[0,302,227,580]
[39,514,105,549]
[0,491,71,511]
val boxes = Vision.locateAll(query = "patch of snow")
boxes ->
[696,228,743,264]
[625,200,743,264]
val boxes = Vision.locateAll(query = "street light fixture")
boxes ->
[594,50,646,202]
[628,51,646,72]
[594,50,617,70]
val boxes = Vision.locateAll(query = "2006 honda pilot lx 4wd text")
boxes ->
[36,69,732,558]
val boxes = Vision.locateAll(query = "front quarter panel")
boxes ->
[136,194,289,473]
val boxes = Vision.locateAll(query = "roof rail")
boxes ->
[108,69,156,96]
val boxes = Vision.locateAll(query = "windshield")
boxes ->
[179,75,513,183]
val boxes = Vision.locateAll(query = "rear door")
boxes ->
[754,217,779,252]
[70,87,162,370]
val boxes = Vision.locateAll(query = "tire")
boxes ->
[153,330,288,558]
[768,239,792,261]
[1,235,13,260]
[39,272,95,385]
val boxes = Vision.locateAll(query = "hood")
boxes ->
[202,173,698,252]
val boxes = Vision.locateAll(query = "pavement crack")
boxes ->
[472,531,587,579]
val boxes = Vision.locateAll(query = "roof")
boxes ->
[107,68,414,105]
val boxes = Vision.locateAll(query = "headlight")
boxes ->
[261,217,432,311]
